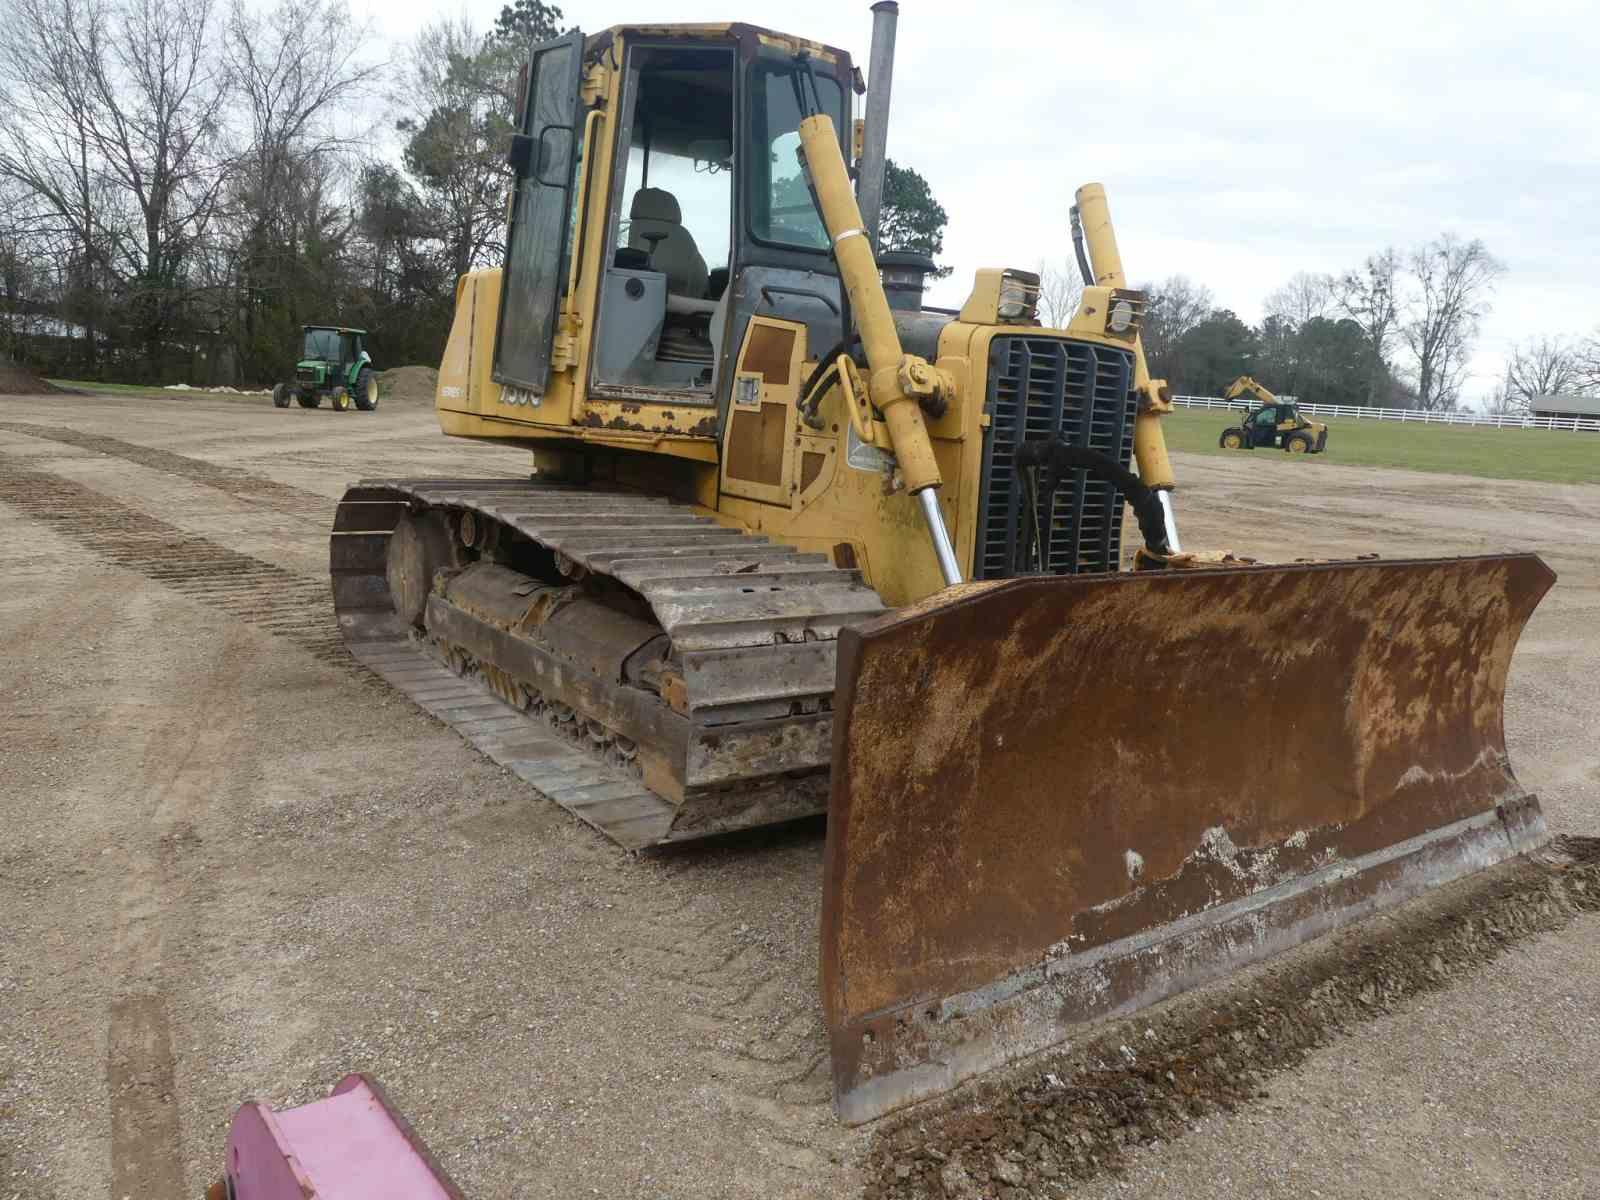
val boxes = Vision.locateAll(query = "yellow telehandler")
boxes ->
[325,5,1552,1126]
[1217,374,1329,452]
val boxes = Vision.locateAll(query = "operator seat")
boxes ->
[627,187,709,298]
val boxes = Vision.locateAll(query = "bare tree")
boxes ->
[1035,258,1084,329]
[222,0,379,376]
[0,0,448,383]
[81,0,230,374]
[1138,274,1214,384]
[0,182,43,360]
[1575,330,1600,395]
[225,0,376,196]
[1483,370,1524,417]
[1401,234,1502,412]
[1334,249,1400,406]
[1504,336,1578,413]
[1256,273,1334,397]
[1263,271,1334,328]
[0,0,231,377]
[0,0,112,370]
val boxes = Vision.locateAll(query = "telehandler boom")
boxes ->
[325,5,1552,1125]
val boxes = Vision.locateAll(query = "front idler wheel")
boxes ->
[385,511,463,629]
[1219,428,1244,450]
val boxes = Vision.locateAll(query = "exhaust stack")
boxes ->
[857,1,898,248]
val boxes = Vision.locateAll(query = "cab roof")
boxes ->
[302,325,366,335]
[589,22,852,69]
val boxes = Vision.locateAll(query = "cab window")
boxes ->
[1252,407,1278,427]
[304,328,339,360]
[747,63,844,251]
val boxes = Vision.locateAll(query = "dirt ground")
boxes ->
[0,392,1595,1199]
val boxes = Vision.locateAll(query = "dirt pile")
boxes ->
[0,363,61,396]
[864,837,1600,1200]
[379,365,439,405]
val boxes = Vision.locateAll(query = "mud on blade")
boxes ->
[821,554,1554,1124]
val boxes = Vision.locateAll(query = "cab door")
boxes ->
[1249,405,1280,447]
[493,30,585,396]
[339,331,359,381]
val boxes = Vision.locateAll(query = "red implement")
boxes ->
[207,1074,462,1200]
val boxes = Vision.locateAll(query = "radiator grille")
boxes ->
[975,336,1138,579]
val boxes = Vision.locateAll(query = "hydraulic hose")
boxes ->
[1015,439,1173,560]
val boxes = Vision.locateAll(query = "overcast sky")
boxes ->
[356,0,1600,406]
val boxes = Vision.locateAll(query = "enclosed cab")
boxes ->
[274,325,379,412]
[1217,375,1328,453]
[433,22,1164,604]
[1218,400,1328,453]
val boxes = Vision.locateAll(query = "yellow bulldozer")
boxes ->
[1217,374,1329,452]
[325,5,1552,1127]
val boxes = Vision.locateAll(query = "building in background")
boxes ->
[1532,393,1600,423]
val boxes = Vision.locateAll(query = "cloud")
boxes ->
[356,0,1600,402]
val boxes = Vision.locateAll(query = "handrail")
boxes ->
[564,107,605,316]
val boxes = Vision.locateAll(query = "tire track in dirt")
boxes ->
[0,421,331,520]
[610,861,845,1174]
[107,996,184,1200]
[0,454,344,663]
[4,426,826,1180]
[105,626,257,1200]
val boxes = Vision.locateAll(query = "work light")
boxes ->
[996,270,1041,322]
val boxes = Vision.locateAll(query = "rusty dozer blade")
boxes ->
[821,553,1554,1124]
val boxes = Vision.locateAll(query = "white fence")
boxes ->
[1171,395,1600,433]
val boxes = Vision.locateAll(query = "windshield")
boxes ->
[303,328,340,361]
[747,63,845,251]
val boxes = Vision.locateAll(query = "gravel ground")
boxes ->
[0,392,1595,1199]
[1071,917,1600,1200]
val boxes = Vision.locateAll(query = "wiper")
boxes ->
[787,52,824,119]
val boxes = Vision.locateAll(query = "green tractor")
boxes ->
[272,325,379,413]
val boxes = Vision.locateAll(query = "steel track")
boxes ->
[329,478,887,848]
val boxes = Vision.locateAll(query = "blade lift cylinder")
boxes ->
[1073,183,1182,553]
[798,112,962,586]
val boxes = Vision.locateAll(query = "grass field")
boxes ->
[33,378,1600,486]
[47,378,196,399]
[1163,406,1600,485]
